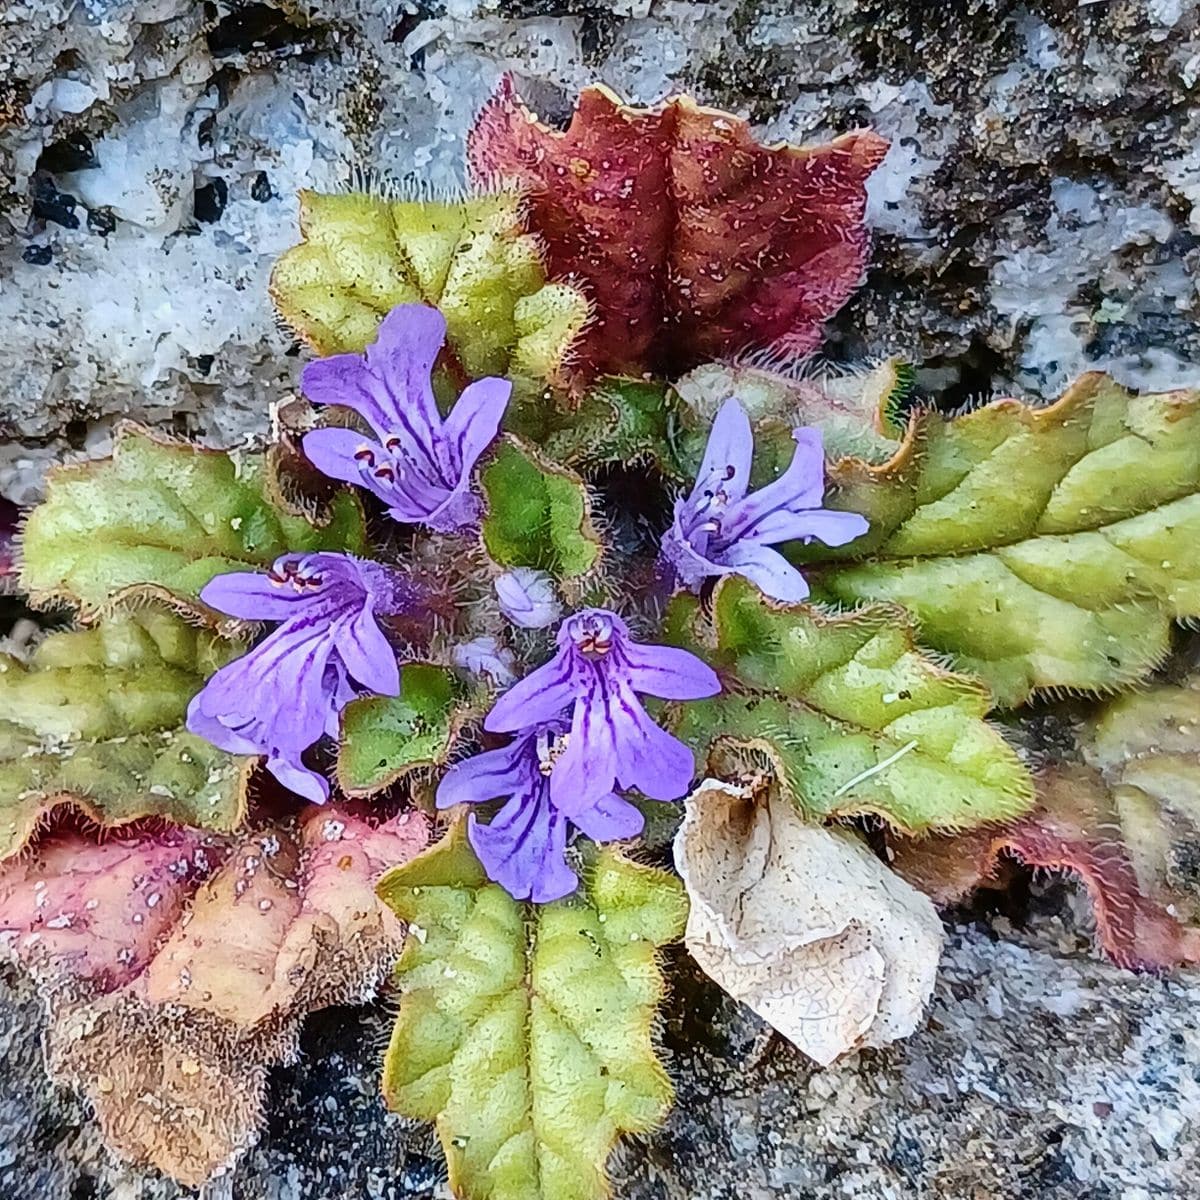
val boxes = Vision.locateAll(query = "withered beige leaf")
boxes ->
[674,780,943,1066]
[2,806,428,1188]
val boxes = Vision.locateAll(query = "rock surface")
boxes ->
[3,1,1200,1197]
[3,892,1199,1200]
[4,0,1200,500]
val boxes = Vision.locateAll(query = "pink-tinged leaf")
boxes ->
[891,765,1200,972]
[0,498,16,584]
[0,805,429,1188]
[468,76,888,386]
[0,826,223,991]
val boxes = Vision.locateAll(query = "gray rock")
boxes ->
[3,899,1198,1199]
[3,0,1200,498]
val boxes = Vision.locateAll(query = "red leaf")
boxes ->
[891,765,1200,972]
[0,806,429,1187]
[0,498,17,583]
[468,77,887,386]
[0,825,224,991]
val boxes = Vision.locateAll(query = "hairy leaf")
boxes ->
[892,763,1200,971]
[892,676,1200,969]
[0,498,16,585]
[338,663,465,796]
[0,610,250,857]
[540,378,691,479]
[807,374,1200,706]
[270,189,588,393]
[481,438,602,580]
[0,806,428,1187]
[666,578,1034,833]
[1084,677,1200,931]
[676,779,942,1065]
[380,822,688,1200]
[20,425,366,619]
[468,77,887,385]
[0,825,221,989]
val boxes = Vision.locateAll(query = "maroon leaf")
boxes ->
[891,765,1200,972]
[0,498,17,586]
[468,76,888,387]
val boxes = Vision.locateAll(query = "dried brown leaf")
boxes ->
[675,780,943,1066]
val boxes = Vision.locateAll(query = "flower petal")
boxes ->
[365,304,447,435]
[198,570,313,622]
[468,790,576,903]
[303,429,442,523]
[484,651,577,732]
[717,541,812,604]
[442,376,512,476]
[185,694,261,757]
[570,792,645,842]
[436,736,533,809]
[336,607,400,697]
[266,751,331,804]
[658,519,727,593]
[737,505,869,549]
[494,567,562,629]
[723,426,827,543]
[694,397,754,505]
[618,642,721,701]
[452,636,518,688]
[300,352,396,437]
[548,682,620,817]
[190,620,339,756]
[609,682,698,802]
[420,484,482,534]
[302,428,383,489]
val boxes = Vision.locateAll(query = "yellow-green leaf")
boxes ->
[0,609,250,858]
[481,438,602,580]
[806,373,1200,706]
[665,577,1034,833]
[270,190,588,394]
[337,663,465,796]
[1084,674,1200,928]
[379,823,688,1200]
[20,425,366,620]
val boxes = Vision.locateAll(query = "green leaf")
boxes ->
[665,578,1034,833]
[0,609,250,858]
[805,374,1200,706]
[337,663,465,796]
[481,438,602,580]
[270,190,588,395]
[379,823,688,1200]
[539,379,691,479]
[19,425,366,619]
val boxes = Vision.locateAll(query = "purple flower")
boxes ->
[484,609,720,817]
[494,567,562,629]
[300,304,511,533]
[187,552,420,804]
[436,721,644,902]
[660,397,869,604]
